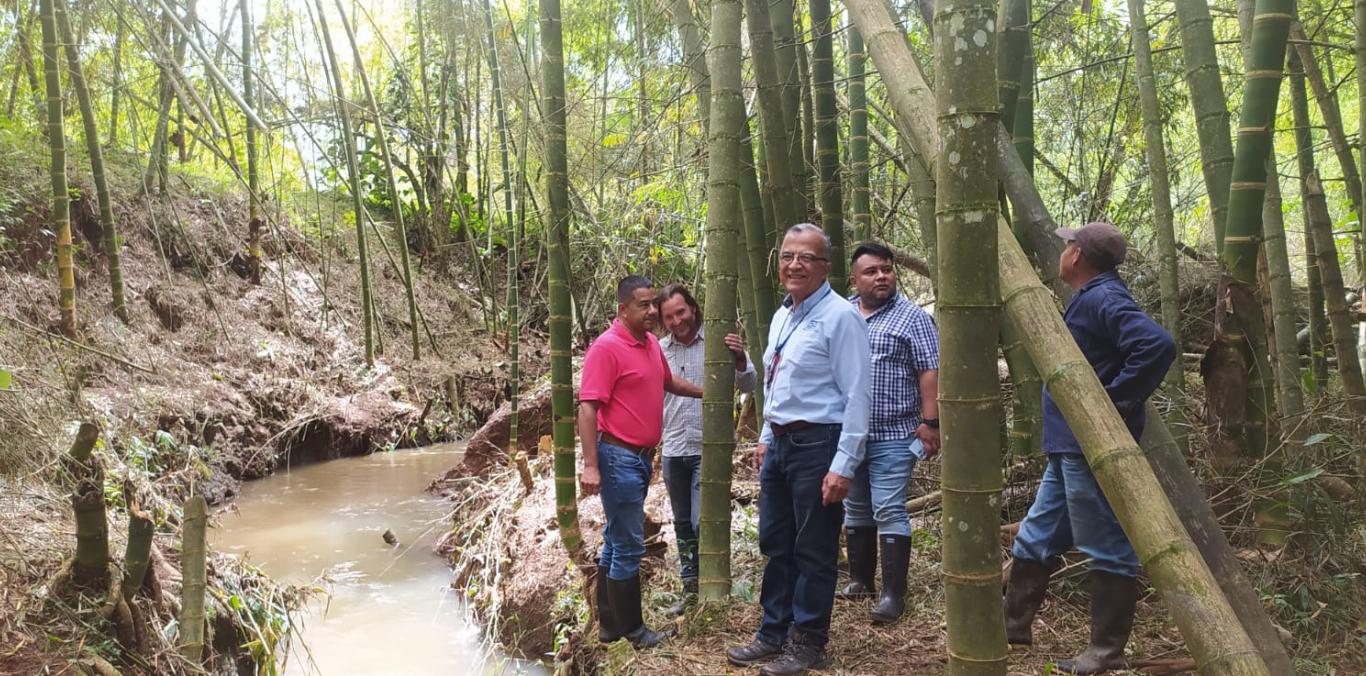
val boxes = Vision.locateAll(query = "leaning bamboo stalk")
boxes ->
[147,0,267,131]
[311,0,375,366]
[179,495,208,664]
[845,0,1269,672]
[1304,171,1366,410]
[743,0,805,235]
[1139,404,1294,675]
[122,497,155,603]
[54,0,127,323]
[1288,22,1362,217]
[39,0,76,338]
[333,0,421,360]
[1173,0,1236,253]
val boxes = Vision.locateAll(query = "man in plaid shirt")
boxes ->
[837,242,940,624]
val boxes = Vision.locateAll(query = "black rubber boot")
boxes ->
[609,574,672,649]
[759,632,832,676]
[596,565,620,643]
[870,534,911,624]
[1004,557,1053,645]
[667,576,697,617]
[1052,571,1139,674]
[836,526,877,599]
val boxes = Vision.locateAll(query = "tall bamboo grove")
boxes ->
[932,0,1008,672]
[39,0,76,338]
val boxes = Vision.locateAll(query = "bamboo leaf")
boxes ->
[0,368,11,391]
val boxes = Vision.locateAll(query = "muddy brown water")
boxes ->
[213,443,544,675]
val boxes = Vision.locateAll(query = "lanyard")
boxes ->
[767,285,832,388]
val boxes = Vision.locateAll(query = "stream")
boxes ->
[213,443,541,675]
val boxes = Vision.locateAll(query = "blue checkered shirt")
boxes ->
[851,292,940,441]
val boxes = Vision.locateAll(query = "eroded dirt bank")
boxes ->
[0,142,537,673]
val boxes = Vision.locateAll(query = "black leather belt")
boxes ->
[769,420,816,437]
[599,431,656,455]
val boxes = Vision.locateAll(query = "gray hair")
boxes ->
[784,223,831,257]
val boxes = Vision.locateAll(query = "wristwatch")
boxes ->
[921,418,939,429]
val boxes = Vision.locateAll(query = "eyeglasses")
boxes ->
[777,251,829,266]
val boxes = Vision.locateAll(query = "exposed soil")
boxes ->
[0,143,540,673]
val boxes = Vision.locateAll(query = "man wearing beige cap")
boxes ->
[1002,222,1177,674]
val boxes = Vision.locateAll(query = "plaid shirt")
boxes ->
[660,328,757,457]
[851,292,940,441]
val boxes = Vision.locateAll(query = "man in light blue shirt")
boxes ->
[726,224,871,676]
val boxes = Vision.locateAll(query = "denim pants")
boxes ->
[1012,453,1140,578]
[662,454,701,581]
[597,441,653,580]
[757,424,843,648]
[843,438,922,537]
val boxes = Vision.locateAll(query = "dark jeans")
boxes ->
[756,423,843,648]
[662,454,701,582]
[597,441,653,580]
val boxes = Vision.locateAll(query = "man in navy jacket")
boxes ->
[1003,222,1177,675]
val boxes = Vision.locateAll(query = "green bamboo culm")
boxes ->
[932,0,1008,671]
[845,0,1270,671]
[1288,50,1330,392]
[54,0,127,323]
[483,0,533,492]
[698,0,743,601]
[179,495,208,664]
[244,0,262,285]
[847,25,870,241]
[39,0,77,338]
[312,0,375,367]
[1304,170,1366,411]
[1173,0,1236,254]
[1357,0,1366,378]
[1000,316,1041,457]
[809,0,845,291]
[1126,0,1188,449]
[996,0,1030,134]
[1219,0,1293,459]
[743,0,805,235]
[334,0,422,361]
[1013,39,1033,176]
[768,0,807,214]
[541,0,582,558]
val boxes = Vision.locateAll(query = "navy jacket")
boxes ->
[1041,271,1177,454]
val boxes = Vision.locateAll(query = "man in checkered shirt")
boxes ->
[836,242,940,625]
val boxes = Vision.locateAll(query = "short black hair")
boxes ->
[850,241,895,268]
[617,275,654,303]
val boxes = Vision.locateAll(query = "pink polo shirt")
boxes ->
[579,320,673,448]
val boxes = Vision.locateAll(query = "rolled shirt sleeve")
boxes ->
[735,360,758,393]
[828,308,872,478]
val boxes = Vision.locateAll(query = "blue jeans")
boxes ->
[597,441,653,580]
[757,424,843,648]
[1012,454,1140,578]
[662,455,701,581]
[843,438,922,537]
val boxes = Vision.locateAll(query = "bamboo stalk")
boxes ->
[38,0,76,338]
[54,0,127,323]
[67,422,107,590]
[179,495,207,664]
[846,0,1270,671]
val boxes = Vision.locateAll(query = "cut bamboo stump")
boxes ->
[68,422,108,590]
[179,495,208,664]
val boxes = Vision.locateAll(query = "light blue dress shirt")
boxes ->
[758,281,872,478]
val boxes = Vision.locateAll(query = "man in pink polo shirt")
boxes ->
[579,276,702,649]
